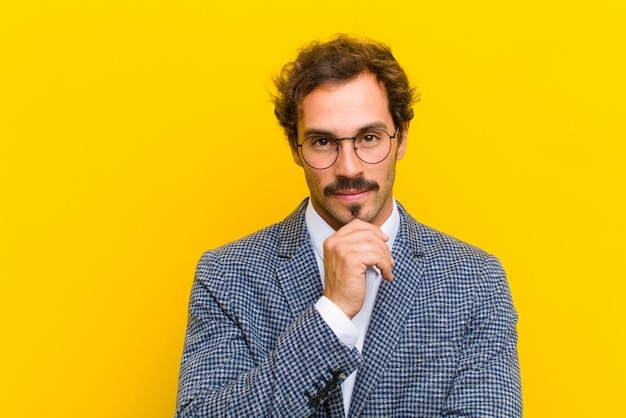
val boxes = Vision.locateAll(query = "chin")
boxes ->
[342,205,377,224]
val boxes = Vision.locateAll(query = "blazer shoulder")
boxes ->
[398,203,492,261]
[398,205,504,287]
[420,222,491,260]
[195,200,309,284]
[398,205,509,302]
[196,222,281,278]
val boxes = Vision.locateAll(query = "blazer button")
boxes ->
[332,370,345,382]
[317,387,329,398]
[308,396,320,408]
[325,379,337,391]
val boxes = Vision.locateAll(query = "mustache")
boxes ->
[323,177,380,197]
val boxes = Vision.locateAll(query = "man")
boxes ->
[175,35,522,417]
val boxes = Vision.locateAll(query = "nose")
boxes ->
[333,139,363,178]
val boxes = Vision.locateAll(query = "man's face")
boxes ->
[291,72,408,230]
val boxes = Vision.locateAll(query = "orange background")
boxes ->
[1,1,624,416]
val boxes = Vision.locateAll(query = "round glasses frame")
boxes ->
[296,126,399,170]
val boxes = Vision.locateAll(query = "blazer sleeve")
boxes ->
[175,252,362,418]
[441,255,522,417]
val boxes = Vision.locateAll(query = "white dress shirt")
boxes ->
[305,199,400,416]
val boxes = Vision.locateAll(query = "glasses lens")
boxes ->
[301,137,338,169]
[354,129,392,164]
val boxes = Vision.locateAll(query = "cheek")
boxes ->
[303,170,329,194]
[377,162,397,188]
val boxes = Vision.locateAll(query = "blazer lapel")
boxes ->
[275,200,347,417]
[276,199,324,321]
[348,205,425,417]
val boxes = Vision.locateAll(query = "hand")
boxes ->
[322,219,394,319]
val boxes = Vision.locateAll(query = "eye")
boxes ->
[307,137,336,150]
[357,130,383,147]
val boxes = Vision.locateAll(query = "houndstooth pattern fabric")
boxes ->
[175,199,522,417]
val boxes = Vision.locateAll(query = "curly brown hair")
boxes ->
[272,34,418,146]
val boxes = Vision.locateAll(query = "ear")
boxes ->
[290,143,304,167]
[396,121,409,160]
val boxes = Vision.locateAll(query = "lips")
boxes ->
[333,189,370,201]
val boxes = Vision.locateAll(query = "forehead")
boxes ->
[298,73,393,136]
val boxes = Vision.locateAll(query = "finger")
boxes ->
[356,244,395,281]
[324,234,392,262]
[328,228,389,251]
[378,261,394,282]
[334,219,389,241]
[376,247,395,282]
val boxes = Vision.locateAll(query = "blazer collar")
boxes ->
[394,201,425,258]
[277,198,311,258]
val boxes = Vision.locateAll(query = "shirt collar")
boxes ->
[305,198,400,260]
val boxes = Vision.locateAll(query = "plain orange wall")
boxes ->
[1,1,624,417]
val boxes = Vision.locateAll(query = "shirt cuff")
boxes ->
[315,296,359,349]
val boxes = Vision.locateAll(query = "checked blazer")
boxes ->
[175,199,522,417]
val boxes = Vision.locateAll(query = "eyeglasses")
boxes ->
[296,126,398,170]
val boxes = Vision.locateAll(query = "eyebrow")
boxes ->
[302,121,390,138]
